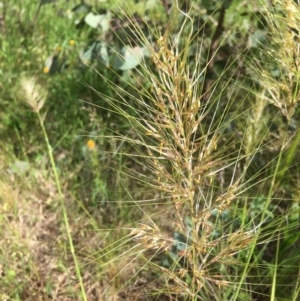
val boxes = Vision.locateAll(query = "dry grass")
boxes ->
[81,1,300,300]
[1,1,300,300]
[251,0,300,121]
[87,3,274,299]
[0,151,151,301]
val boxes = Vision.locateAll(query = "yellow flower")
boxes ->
[56,46,62,52]
[87,139,96,150]
[69,39,75,46]
[43,67,50,74]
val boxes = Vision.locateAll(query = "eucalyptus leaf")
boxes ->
[98,11,111,33]
[249,30,267,48]
[84,11,111,31]
[113,46,147,70]
[79,42,97,64]
[95,42,109,66]
[84,12,102,28]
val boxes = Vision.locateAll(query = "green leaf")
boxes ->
[84,11,111,31]
[71,2,91,14]
[44,54,59,74]
[249,30,267,48]
[289,203,300,222]
[40,0,56,5]
[113,46,149,70]
[95,42,109,67]
[79,42,97,64]
[84,12,102,28]
[98,11,111,33]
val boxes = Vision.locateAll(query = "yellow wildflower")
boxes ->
[87,139,96,150]
[43,67,50,74]
[69,39,75,46]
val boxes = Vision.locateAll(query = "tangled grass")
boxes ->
[3,0,300,300]
[86,1,300,300]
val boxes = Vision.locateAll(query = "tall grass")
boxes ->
[1,0,299,300]
[87,0,300,300]
[17,76,88,301]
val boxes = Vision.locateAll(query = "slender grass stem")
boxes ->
[37,112,87,301]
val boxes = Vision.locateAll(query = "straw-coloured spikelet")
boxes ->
[17,76,47,113]
[255,0,300,121]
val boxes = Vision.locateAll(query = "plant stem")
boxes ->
[37,112,87,301]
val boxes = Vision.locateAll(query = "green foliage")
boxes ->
[1,0,300,300]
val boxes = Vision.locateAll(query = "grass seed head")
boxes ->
[17,76,47,113]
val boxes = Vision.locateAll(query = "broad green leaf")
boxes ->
[79,42,97,64]
[84,12,111,31]
[113,46,148,70]
[95,42,109,67]
[84,12,102,28]
[98,11,111,33]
